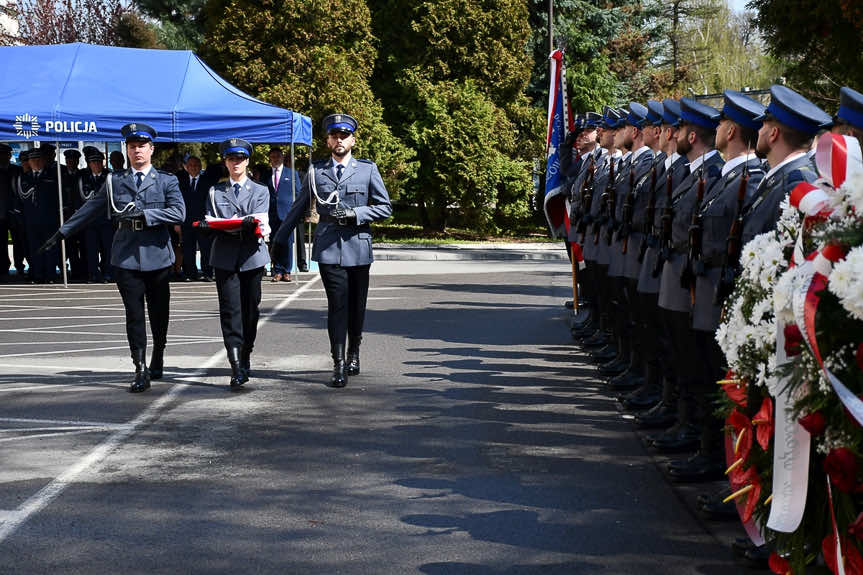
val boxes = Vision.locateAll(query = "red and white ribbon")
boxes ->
[815,132,863,190]
[790,181,832,217]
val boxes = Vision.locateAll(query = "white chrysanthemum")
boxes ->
[773,268,796,324]
[839,170,863,215]
[740,232,783,284]
[777,196,802,242]
[829,246,863,321]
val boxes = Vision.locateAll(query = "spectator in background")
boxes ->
[79,146,113,283]
[0,143,18,279]
[9,150,29,277]
[109,151,125,171]
[61,149,87,281]
[177,155,213,281]
[266,146,305,282]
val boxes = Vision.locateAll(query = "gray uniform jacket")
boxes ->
[567,147,603,243]
[206,179,271,272]
[273,156,393,266]
[740,154,817,246]
[622,152,666,280]
[612,148,655,279]
[636,156,690,295]
[582,152,613,262]
[657,153,724,313]
[598,156,630,268]
[60,167,185,271]
[691,158,764,331]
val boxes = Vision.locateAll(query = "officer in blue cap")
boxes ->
[272,113,392,387]
[18,146,60,283]
[834,86,863,141]
[197,138,271,390]
[632,98,690,430]
[740,84,831,246]
[39,121,185,392]
[603,102,656,389]
[654,97,724,455]
[78,146,114,283]
[579,106,621,354]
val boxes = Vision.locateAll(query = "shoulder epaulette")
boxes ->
[157,169,175,176]
[357,158,374,165]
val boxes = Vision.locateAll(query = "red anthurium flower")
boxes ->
[783,324,804,356]
[849,512,863,540]
[799,410,827,436]
[768,552,791,574]
[823,533,863,575]
[753,397,774,451]
[825,448,859,493]
[723,383,747,407]
[727,409,753,463]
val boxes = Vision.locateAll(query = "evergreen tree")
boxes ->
[201,0,414,200]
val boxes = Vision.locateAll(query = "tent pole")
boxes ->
[55,140,68,288]
[290,141,297,274]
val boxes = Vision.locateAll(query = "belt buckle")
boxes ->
[133,219,144,231]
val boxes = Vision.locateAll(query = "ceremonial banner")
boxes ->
[542,49,570,239]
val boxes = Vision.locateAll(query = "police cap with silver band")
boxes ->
[584,111,603,129]
[754,85,832,135]
[82,145,104,162]
[661,99,682,127]
[27,147,42,159]
[625,102,649,128]
[836,86,863,131]
[645,100,664,127]
[219,138,253,158]
[120,122,157,143]
[720,90,766,131]
[680,97,721,130]
[322,113,358,134]
[602,106,622,129]
[18,150,29,161]
[63,148,81,159]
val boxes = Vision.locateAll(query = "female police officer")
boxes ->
[39,123,185,392]
[272,114,392,388]
[198,138,270,390]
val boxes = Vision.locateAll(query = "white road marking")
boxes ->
[0,274,321,544]
[0,417,129,427]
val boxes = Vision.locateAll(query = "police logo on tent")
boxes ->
[13,113,39,139]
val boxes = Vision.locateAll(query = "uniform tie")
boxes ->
[135,172,143,189]
[233,183,241,197]
[191,176,196,191]
[336,164,343,181]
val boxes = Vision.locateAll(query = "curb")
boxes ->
[374,243,568,261]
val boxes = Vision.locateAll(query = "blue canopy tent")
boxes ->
[0,43,314,285]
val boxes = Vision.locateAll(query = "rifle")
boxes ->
[593,155,614,245]
[576,155,596,243]
[681,156,706,304]
[605,159,620,245]
[620,159,637,254]
[637,162,658,263]
[652,160,674,277]
[715,156,750,305]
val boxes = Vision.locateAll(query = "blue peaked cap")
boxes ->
[721,90,766,131]
[680,97,720,130]
[837,86,863,131]
[755,84,832,135]
[661,99,682,126]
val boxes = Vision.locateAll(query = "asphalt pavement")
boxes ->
[0,244,760,574]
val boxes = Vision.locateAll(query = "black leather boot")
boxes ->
[129,350,150,393]
[228,347,246,390]
[149,344,165,380]
[346,337,361,376]
[240,346,252,380]
[331,344,347,388]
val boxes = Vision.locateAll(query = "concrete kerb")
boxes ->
[373,242,567,261]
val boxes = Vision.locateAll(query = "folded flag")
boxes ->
[194,218,263,238]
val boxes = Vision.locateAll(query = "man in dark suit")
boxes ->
[266,146,306,282]
[177,156,213,281]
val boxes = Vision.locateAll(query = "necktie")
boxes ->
[135,172,143,189]
[273,168,279,191]
[336,164,343,180]
[233,183,241,197]
[191,177,196,191]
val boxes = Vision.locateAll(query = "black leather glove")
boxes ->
[119,206,144,219]
[38,230,64,254]
[330,206,356,223]
[242,215,258,233]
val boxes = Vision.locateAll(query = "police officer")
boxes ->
[833,86,863,142]
[8,150,29,278]
[0,143,19,278]
[653,98,724,454]
[78,146,114,283]
[741,85,831,246]
[20,147,61,283]
[198,138,270,390]
[39,123,186,392]
[668,91,766,482]
[272,113,393,387]
[61,148,87,281]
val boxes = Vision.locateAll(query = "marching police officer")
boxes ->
[39,123,185,392]
[198,138,270,390]
[272,113,393,387]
